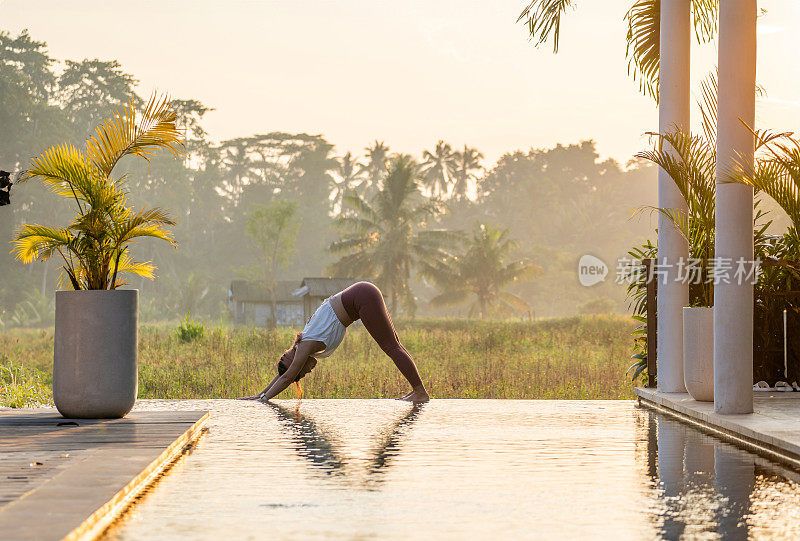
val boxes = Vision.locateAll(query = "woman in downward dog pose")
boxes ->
[244,281,429,403]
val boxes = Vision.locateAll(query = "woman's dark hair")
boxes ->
[277,340,316,383]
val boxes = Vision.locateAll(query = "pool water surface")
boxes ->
[103,400,800,540]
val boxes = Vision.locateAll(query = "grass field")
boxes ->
[0,315,639,407]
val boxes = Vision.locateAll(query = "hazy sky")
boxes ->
[3,1,800,166]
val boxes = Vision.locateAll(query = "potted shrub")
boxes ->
[12,94,183,418]
[637,85,719,401]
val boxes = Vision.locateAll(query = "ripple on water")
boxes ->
[102,399,800,540]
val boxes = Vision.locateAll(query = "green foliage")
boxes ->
[424,223,539,318]
[360,140,391,198]
[452,145,484,200]
[630,79,800,384]
[1,28,659,321]
[175,311,205,342]
[636,129,717,306]
[58,59,141,135]
[246,199,300,273]
[0,355,51,408]
[623,240,656,386]
[738,129,800,382]
[9,289,54,328]
[329,155,460,316]
[518,0,718,101]
[744,129,800,245]
[4,316,638,400]
[421,140,457,197]
[13,93,184,290]
[636,74,769,308]
[517,0,576,53]
[245,199,300,327]
[332,152,365,212]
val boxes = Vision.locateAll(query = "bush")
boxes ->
[175,312,205,342]
[0,356,52,408]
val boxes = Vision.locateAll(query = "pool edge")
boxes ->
[635,388,800,468]
[63,411,210,541]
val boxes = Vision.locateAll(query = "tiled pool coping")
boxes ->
[635,387,800,467]
[0,408,208,541]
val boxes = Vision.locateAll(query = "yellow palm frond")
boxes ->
[517,0,576,53]
[740,131,800,227]
[111,206,176,247]
[114,252,156,281]
[85,92,184,178]
[12,225,74,264]
[25,143,97,200]
[19,92,181,290]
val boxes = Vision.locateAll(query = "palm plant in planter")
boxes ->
[13,93,183,418]
[635,76,770,400]
[737,130,800,385]
[637,127,717,401]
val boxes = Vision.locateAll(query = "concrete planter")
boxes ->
[683,306,714,402]
[54,289,138,418]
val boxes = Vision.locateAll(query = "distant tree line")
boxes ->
[0,29,656,325]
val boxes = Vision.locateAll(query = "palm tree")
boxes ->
[741,130,800,256]
[331,151,364,213]
[517,0,718,100]
[220,137,259,200]
[636,129,717,306]
[421,141,456,197]
[360,140,391,195]
[452,146,484,200]
[636,74,770,306]
[328,155,458,316]
[424,223,538,318]
[13,93,183,290]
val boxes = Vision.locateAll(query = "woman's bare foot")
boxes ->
[237,394,263,401]
[399,387,429,403]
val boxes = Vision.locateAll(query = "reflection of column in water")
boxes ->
[645,413,658,481]
[714,441,755,539]
[683,427,715,483]
[657,415,687,539]
[682,425,717,531]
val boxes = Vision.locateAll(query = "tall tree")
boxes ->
[329,155,457,316]
[0,30,65,168]
[171,99,214,159]
[360,140,391,195]
[421,140,457,197]
[0,31,69,309]
[331,151,365,214]
[246,199,300,327]
[220,137,258,201]
[517,0,718,100]
[13,93,183,291]
[58,59,139,137]
[452,145,484,200]
[424,223,538,318]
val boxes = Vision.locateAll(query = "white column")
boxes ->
[657,0,691,392]
[714,0,756,414]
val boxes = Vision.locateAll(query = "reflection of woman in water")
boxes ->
[242,282,429,403]
[266,401,425,480]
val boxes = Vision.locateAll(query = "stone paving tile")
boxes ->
[0,407,208,541]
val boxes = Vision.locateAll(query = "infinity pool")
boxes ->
[103,400,800,539]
